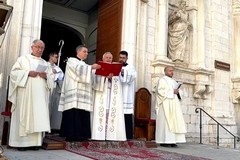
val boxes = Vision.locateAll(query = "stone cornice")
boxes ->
[151,59,214,99]
[231,77,240,103]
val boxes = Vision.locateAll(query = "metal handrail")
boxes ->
[195,107,240,149]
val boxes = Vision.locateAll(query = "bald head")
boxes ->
[164,66,174,78]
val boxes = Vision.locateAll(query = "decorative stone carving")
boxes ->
[152,59,213,100]
[141,0,149,3]
[232,90,240,104]
[0,0,6,4]
[193,69,213,99]
[167,0,192,62]
[233,0,240,16]
[193,84,206,99]
[193,84,212,99]
[232,78,240,104]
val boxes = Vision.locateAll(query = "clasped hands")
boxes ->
[28,71,47,79]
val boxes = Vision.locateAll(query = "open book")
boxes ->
[95,61,123,76]
[35,64,48,72]
[175,81,183,100]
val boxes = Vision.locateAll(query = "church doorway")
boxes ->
[40,18,83,72]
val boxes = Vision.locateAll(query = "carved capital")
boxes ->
[141,0,149,3]
[193,84,212,99]
[0,0,6,4]
[193,68,213,99]
[232,78,240,103]
[233,0,240,16]
[193,84,205,99]
[232,90,240,104]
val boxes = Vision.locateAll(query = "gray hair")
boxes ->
[102,52,112,59]
[32,39,44,46]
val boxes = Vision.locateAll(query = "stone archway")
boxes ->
[40,18,84,71]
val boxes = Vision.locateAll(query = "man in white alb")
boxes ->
[155,66,186,147]
[8,39,51,151]
[118,51,137,139]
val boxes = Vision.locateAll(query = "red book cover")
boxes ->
[95,61,123,76]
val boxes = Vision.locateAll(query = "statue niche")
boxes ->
[167,0,192,62]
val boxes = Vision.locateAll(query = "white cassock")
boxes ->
[48,62,64,130]
[119,64,137,114]
[58,57,93,112]
[8,54,51,147]
[58,57,94,139]
[92,75,126,141]
[155,75,186,144]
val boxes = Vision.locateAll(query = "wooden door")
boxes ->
[96,0,123,62]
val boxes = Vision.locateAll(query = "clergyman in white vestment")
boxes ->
[92,52,126,141]
[58,45,101,142]
[8,40,51,150]
[155,66,186,147]
[47,52,64,131]
[118,51,137,139]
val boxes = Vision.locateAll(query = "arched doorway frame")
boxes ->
[41,18,85,71]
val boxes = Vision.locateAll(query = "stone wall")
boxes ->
[149,0,239,148]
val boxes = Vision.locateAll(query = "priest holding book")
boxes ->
[58,45,101,142]
[155,66,186,147]
[92,52,126,141]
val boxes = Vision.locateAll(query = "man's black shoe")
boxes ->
[17,147,26,151]
[30,146,40,150]
[171,144,178,147]
[160,144,171,147]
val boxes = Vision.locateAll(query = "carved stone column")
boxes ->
[232,0,240,103]
[233,0,240,78]
[135,0,148,88]
[20,0,44,56]
[121,0,138,64]
[0,0,43,126]
[155,0,168,60]
[196,0,205,69]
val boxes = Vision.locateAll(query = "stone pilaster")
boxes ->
[232,0,240,103]
[155,0,168,60]
[135,0,148,88]
[195,0,205,69]
[232,0,240,78]
[121,0,137,65]
[20,0,44,56]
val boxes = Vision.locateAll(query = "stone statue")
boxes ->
[167,0,192,62]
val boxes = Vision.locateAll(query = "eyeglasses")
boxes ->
[33,45,45,50]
